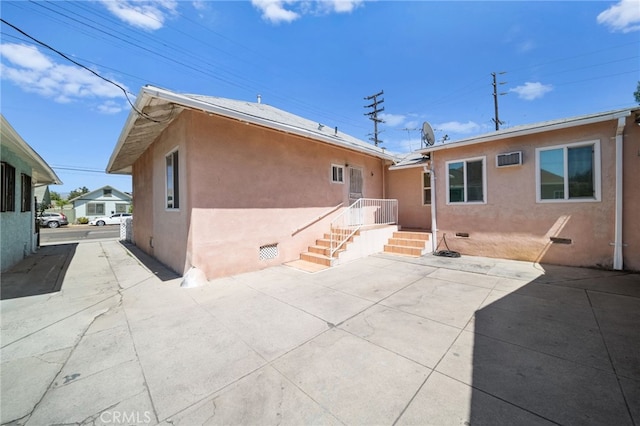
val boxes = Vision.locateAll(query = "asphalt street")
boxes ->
[39,225,120,244]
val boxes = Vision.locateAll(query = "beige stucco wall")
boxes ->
[132,115,190,276]
[133,110,386,279]
[386,167,431,230]
[430,119,633,269]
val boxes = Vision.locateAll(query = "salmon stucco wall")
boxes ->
[185,111,386,278]
[134,110,387,279]
[431,120,627,269]
[386,167,431,230]
[132,113,190,276]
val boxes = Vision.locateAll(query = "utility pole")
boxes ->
[364,90,385,146]
[492,72,507,130]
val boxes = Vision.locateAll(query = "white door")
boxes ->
[349,167,364,225]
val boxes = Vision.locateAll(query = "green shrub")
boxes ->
[77,217,89,224]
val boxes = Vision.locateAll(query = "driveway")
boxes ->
[1,240,638,425]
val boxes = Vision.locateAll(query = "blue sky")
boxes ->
[1,0,638,194]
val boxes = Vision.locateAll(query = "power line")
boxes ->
[0,17,167,123]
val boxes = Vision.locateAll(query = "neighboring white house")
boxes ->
[1,114,62,271]
[70,185,132,221]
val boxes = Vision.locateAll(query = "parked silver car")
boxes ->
[38,212,69,228]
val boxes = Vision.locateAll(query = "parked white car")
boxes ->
[89,213,132,226]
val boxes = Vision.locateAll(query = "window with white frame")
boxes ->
[103,188,112,197]
[166,150,180,209]
[115,203,128,213]
[446,157,486,204]
[536,140,600,202]
[87,202,105,215]
[422,171,431,205]
[331,164,344,183]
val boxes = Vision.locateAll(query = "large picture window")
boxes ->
[1,162,16,212]
[446,157,486,204]
[536,140,600,202]
[87,203,105,215]
[166,150,179,209]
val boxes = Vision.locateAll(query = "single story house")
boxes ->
[1,114,62,272]
[70,185,132,222]
[34,185,52,212]
[399,107,639,271]
[107,85,639,279]
[107,86,403,279]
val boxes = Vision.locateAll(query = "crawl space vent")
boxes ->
[496,151,523,167]
[259,243,279,260]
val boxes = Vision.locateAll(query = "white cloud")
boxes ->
[97,100,126,114]
[251,0,300,24]
[321,0,364,13]
[379,113,406,127]
[510,82,553,101]
[0,43,126,112]
[436,121,483,135]
[597,0,640,33]
[251,0,362,24]
[99,0,178,30]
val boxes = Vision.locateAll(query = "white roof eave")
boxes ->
[418,109,633,154]
[107,86,397,175]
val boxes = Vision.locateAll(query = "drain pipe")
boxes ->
[613,115,626,270]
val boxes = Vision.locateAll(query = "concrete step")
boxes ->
[393,231,430,241]
[308,245,344,257]
[300,251,333,267]
[383,244,423,257]
[387,238,427,248]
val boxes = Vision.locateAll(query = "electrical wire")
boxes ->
[0,18,167,123]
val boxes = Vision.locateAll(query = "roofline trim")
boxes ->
[419,109,633,154]
[107,86,396,174]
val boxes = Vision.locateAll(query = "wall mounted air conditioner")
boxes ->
[496,151,523,168]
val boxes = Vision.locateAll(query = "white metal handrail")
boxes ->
[329,198,398,257]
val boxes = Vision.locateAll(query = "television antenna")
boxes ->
[421,122,435,148]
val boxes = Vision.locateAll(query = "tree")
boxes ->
[68,186,90,200]
[635,81,640,104]
[50,191,62,202]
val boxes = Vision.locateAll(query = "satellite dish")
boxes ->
[421,122,435,147]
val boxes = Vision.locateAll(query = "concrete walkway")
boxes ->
[1,240,638,425]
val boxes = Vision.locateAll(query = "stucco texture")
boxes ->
[386,167,431,230]
[132,110,386,279]
[430,119,638,270]
[1,145,36,271]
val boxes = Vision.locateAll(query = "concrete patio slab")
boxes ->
[273,328,430,425]
[1,242,637,425]
[125,300,266,421]
[381,276,492,328]
[437,330,633,426]
[160,366,341,426]
[341,304,461,368]
[396,371,556,426]
[189,281,330,360]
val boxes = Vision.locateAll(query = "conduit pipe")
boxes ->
[613,115,626,270]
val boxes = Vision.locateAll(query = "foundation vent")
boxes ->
[496,151,522,167]
[259,243,279,260]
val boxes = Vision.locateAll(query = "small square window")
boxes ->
[331,165,344,183]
